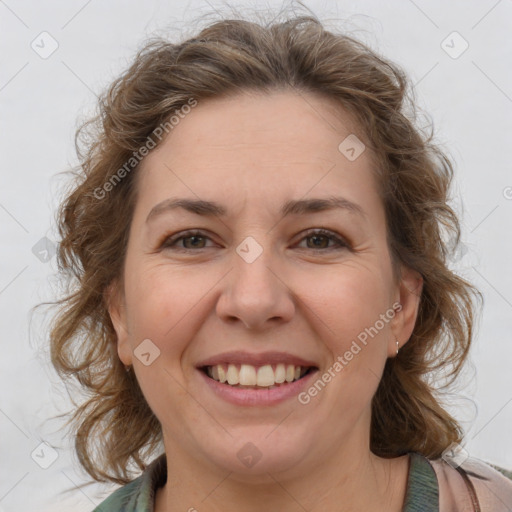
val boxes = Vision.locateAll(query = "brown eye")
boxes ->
[306,234,330,249]
[160,230,215,251]
[181,235,207,249]
[296,229,350,251]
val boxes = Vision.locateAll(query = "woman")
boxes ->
[49,9,512,512]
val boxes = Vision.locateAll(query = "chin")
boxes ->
[198,425,316,479]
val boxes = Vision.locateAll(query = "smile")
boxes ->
[202,363,315,388]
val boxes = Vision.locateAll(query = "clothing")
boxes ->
[92,452,512,511]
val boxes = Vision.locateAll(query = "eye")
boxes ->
[158,228,350,252]
[295,229,350,251]
[160,230,216,250]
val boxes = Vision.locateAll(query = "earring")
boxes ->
[125,365,131,372]
[396,339,400,355]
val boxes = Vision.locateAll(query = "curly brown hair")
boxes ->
[49,7,480,485]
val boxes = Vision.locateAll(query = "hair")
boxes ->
[49,5,480,485]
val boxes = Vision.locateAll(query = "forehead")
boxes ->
[134,90,381,216]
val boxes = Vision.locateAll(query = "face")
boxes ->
[109,90,421,479]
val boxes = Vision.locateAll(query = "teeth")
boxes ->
[257,365,274,387]
[285,364,295,383]
[239,364,257,386]
[275,363,286,383]
[217,365,227,383]
[206,363,309,387]
[226,364,239,385]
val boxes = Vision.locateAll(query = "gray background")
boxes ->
[1,0,511,509]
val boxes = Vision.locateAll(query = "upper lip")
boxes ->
[196,351,319,368]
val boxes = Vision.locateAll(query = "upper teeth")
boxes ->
[206,364,306,387]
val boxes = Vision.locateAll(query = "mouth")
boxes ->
[200,363,317,389]
[195,352,320,406]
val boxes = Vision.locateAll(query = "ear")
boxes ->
[104,279,132,366]
[388,265,423,357]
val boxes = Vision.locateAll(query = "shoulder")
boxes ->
[92,478,144,512]
[429,455,512,512]
[91,454,167,512]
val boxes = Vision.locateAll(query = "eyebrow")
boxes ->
[146,196,366,223]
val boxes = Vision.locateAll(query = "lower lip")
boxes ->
[198,369,319,406]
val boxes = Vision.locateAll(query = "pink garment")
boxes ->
[430,457,512,511]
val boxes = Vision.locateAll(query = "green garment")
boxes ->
[92,452,511,511]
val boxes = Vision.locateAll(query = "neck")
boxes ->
[155,438,409,512]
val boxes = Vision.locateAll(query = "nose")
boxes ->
[215,247,296,330]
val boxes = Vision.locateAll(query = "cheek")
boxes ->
[304,270,394,390]
[124,263,219,355]
[296,263,394,344]
[123,264,213,423]
[291,267,393,434]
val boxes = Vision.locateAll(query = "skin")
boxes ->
[108,90,423,511]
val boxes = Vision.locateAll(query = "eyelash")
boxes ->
[159,228,351,252]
